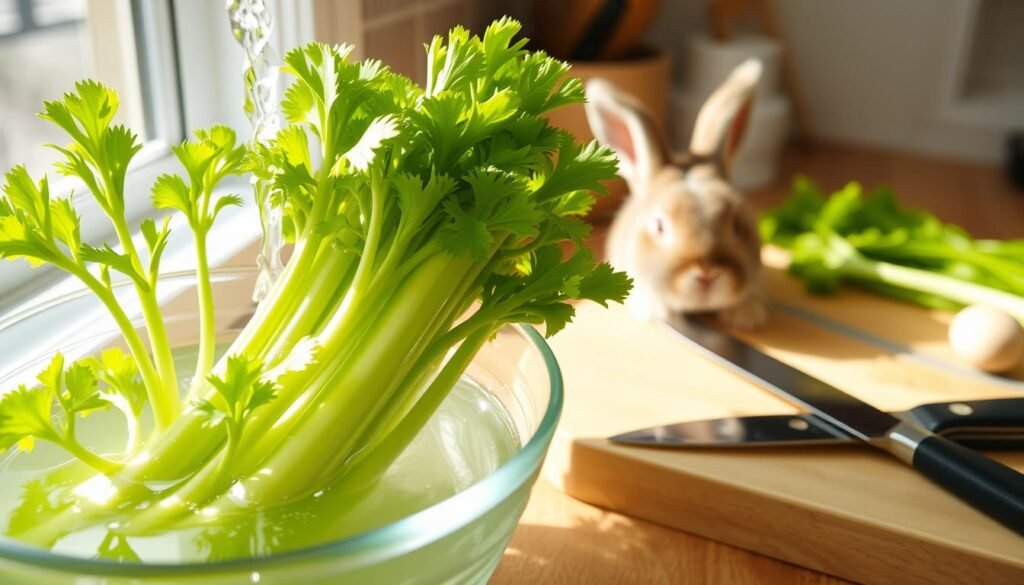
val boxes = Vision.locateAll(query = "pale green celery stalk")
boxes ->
[227,354,332,472]
[190,197,217,390]
[221,240,343,378]
[843,254,1024,322]
[113,257,325,482]
[119,419,246,536]
[74,242,354,529]
[197,239,312,387]
[180,232,326,404]
[284,258,478,484]
[225,258,438,476]
[31,404,257,541]
[864,242,1024,293]
[56,433,122,475]
[342,320,470,465]
[103,238,340,484]
[339,327,493,491]
[119,451,230,535]
[202,252,478,510]
[318,227,506,468]
[119,412,217,482]
[29,414,122,475]
[121,406,142,456]
[225,345,369,479]
[188,253,360,476]
[234,178,400,393]
[341,351,445,472]
[108,212,180,428]
[118,363,334,534]
[195,170,339,392]
[219,329,490,544]
[110,255,407,530]
[341,177,386,308]
[259,251,355,362]
[57,261,169,426]
[302,214,471,359]
[24,414,227,545]
[220,251,386,475]
[220,123,352,364]
[120,243,325,477]
[342,260,498,464]
[19,465,159,547]
[134,285,179,428]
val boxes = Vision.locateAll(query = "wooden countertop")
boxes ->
[490,144,1023,584]
[492,479,850,585]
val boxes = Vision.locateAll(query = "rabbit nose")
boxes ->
[695,267,721,288]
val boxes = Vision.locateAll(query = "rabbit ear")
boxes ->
[584,78,670,195]
[689,59,763,179]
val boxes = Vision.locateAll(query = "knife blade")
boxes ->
[652,314,1024,535]
[611,398,1024,449]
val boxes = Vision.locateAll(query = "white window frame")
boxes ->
[1,0,184,298]
[0,0,316,303]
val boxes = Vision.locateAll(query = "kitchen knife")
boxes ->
[611,398,1024,449]
[652,314,1024,535]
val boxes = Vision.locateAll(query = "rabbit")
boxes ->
[584,59,768,329]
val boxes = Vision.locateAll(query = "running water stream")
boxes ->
[227,0,285,302]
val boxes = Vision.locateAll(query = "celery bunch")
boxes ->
[0,19,630,547]
[761,177,1024,320]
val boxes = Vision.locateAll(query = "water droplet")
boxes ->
[230,481,248,502]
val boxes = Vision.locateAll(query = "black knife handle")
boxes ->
[912,398,1024,449]
[913,434,1024,535]
[912,398,1024,434]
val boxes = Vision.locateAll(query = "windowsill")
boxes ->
[0,144,193,300]
[2,176,262,302]
[0,180,264,385]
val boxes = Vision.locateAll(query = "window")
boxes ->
[1,0,92,174]
[0,0,181,175]
[0,0,185,297]
[0,1,317,301]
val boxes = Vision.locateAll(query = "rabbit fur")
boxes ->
[584,59,768,329]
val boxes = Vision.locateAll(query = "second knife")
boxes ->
[611,397,1024,449]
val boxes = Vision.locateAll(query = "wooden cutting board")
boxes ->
[544,250,1024,585]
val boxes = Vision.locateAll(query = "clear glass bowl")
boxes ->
[0,268,562,584]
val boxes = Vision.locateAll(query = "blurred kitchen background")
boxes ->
[327,0,1024,238]
[2,0,1022,236]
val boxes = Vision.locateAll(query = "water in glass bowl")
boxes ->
[0,344,520,563]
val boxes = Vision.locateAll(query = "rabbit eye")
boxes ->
[648,215,667,239]
[733,214,752,241]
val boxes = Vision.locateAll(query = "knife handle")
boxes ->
[913,434,1024,535]
[912,398,1024,434]
[912,398,1024,449]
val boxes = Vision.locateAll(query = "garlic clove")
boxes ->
[948,304,1024,373]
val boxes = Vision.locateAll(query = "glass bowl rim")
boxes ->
[0,267,564,577]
